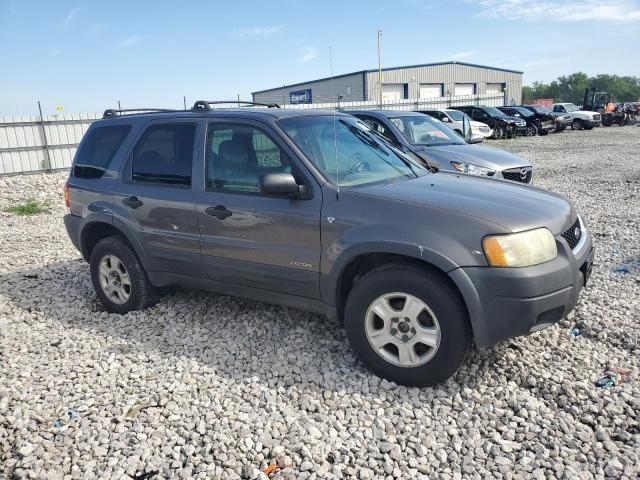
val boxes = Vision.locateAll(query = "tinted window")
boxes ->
[280,116,425,187]
[206,123,292,193]
[446,110,465,121]
[356,116,394,141]
[131,123,196,186]
[73,125,130,178]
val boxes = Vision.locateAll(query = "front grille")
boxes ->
[561,218,582,250]
[479,126,490,133]
[502,166,532,184]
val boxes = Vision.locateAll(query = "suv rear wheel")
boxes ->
[344,265,471,387]
[90,236,158,314]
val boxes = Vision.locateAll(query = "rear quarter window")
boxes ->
[73,125,131,178]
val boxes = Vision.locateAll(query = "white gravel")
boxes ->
[1,126,639,479]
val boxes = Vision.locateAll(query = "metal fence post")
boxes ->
[37,101,52,171]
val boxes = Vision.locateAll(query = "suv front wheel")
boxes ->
[90,236,158,314]
[344,265,471,387]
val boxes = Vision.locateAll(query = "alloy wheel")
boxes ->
[365,292,441,367]
[98,255,131,305]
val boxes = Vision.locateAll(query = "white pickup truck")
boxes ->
[552,103,601,130]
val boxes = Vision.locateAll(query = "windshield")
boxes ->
[279,116,427,187]
[387,115,466,146]
[513,107,534,118]
[564,103,579,112]
[531,105,552,114]
[482,107,506,117]
[446,110,465,121]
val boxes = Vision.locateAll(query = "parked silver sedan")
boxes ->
[349,110,533,184]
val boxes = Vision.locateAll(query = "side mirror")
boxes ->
[441,117,450,122]
[514,113,521,117]
[468,134,484,144]
[260,173,305,197]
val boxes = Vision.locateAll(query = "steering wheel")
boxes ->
[346,159,370,176]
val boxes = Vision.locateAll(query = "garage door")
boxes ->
[382,84,405,101]
[486,83,504,94]
[419,84,443,99]
[454,83,475,96]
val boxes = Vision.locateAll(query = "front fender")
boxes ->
[320,240,460,305]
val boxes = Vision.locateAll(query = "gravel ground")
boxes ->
[1,126,638,480]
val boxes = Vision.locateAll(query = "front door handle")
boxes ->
[205,205,232,220]
[122,196,143,209]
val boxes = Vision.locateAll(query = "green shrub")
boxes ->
[3,199,50,216]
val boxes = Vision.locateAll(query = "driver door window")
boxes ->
[206,123,292,193]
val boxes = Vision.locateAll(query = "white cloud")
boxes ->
[469,0,640,22]
[451,49,476,60]
[297,46,318,64]
[63,6,85,23]
[234,25,284,38]
[118,36,142,48]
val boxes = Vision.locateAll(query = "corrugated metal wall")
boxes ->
[252,72,366,104]
[366,64,522,104]
[252,63,522,106]
[0,113,100,175]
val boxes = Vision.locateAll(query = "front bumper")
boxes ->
[449,221,594,347]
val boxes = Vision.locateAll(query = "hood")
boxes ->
[412,143,530,172]
[354,172,574,234]
[498,115,520,124]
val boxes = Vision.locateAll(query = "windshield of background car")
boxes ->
[387,115,466,146]
[513,107,534,118]
[531,106,552,114]
[446,110,465,121]
[483,107,507,117]
[279,116,427,187]
[564,104,579,112]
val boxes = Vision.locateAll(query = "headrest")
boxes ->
[218,140,249,167]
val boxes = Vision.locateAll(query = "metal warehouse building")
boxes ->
[252,61,522,106]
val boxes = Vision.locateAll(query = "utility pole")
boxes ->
[377,29,383,108]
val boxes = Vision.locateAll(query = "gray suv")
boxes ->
[64,102,594,387]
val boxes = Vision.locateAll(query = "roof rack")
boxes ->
[192,100,280,110]
[102,108,178,119]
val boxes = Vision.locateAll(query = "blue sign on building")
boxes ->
[289,89,312,104]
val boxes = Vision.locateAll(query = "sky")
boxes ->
[1,0,639,115]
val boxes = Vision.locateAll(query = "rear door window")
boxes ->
[131,123,196,187]
[73,125,131,178]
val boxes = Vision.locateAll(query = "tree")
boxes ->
[522,72,640,103]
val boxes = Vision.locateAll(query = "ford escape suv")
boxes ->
[64,101,594,387]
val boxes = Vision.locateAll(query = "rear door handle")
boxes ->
[122,196,143,209]
[205,205,232,220]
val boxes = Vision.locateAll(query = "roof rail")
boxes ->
[102,108,178,119]
[192,100,280,110]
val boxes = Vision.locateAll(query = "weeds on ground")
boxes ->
[3,199,50,216]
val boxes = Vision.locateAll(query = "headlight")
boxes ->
[483,228,557,267]
[450,161,495,176]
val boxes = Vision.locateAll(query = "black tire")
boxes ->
[526,125,538,137]
[584,125,594,130]
[572,119,584,130]
[344,264,471,387]
[491,126,502,139]
[90,236,158,314]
